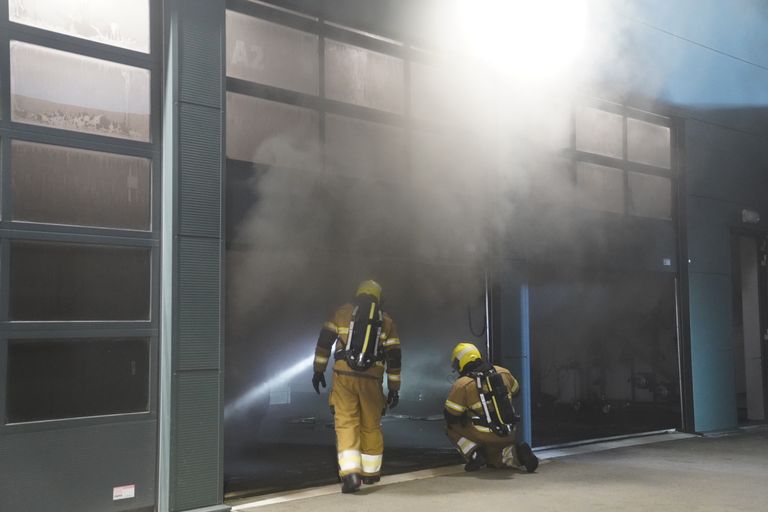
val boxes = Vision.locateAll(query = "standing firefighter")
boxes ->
[312,280,401,494]
[444,342,539,473]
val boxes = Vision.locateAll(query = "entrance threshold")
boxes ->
[228,465,465,510]
[534,429,696,460]
[228,430,694,511]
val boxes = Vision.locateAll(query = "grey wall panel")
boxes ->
[172,372,222,511]
[178,238,222,370]
[179,103,222,239]
[686,196,734,276]
[163,1,227,510]
[686,120,768,206]
[683,110,768,432]
[688,272,733,355]
[179,0,224,108]
[0,420,157,512]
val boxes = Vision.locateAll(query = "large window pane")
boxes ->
[325,114,405,179]
[11,41,150,141]
[10,241,151,321]
[531,270,681,445]
[226,92,319,170]
[10,0,150,53]
[627,118,672,169]
[7,338,150,423]
[574,106,623,159]
[226,10,318,95]
[325,40,404,113]
[576,162,625,214]
[628,172,673,220]
[12,140,151,230]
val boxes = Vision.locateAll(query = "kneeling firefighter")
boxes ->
[312,280,401,494]
[444,342,538,473]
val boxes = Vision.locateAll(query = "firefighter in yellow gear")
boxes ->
[312,280,401,493]
[444,342,539,473]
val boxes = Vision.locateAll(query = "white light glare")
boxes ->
[224,354,315,421]
[451,0,589,80]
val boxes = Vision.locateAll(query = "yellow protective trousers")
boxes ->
[445,424,519,468]
[330,368,387,478]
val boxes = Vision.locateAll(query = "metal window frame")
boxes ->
[672,119,695,433]
[225,2,507,191]
[2,333,159,432]
[569,99,677,219]
[224,0,472,200]
[0,0,163,432]
[568,97,693,432]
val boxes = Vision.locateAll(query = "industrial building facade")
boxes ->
[0,1,766,511]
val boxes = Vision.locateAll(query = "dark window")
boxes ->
[6,338,150,423]
[11,140,151,230]
[10,241,151,321]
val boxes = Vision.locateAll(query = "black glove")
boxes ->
[387,389,399,409]
[312,371,326,394]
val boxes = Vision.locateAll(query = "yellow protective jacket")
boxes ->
[444,365,519,431]
[314,303,401,391]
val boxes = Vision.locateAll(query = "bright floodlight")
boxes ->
[450,0,588,81]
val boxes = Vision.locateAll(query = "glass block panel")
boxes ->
[226,10,319,95]
[9,0,150,53]
[325,39,404,113]
[325,114,405,179]
[10,241,151,321]
[7,338,150,423]
[576,162,625,214]
[628,172,672,220]
[226,92,319,170]
[11,41,150,141]
[11,140,151,230]
[574,106,623,159]
[627,118,672,169]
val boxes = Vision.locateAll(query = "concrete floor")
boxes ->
[233,429,768,512]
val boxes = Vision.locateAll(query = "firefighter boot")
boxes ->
[516,442,539,473]
[464,449,486,472]
[362,476,380,485]
[341,473,362,494]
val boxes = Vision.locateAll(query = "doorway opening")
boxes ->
[530,267,682,446]
[731,234,767,425]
